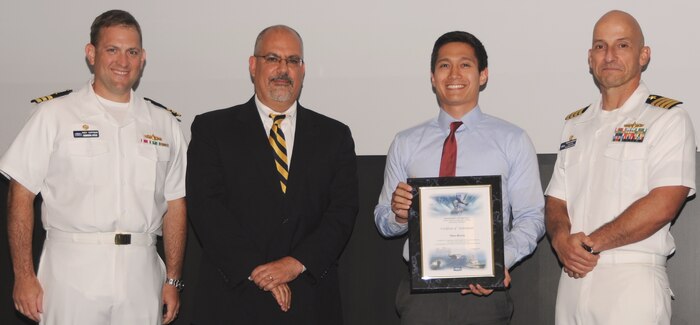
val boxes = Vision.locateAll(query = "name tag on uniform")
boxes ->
[559,135,577,150]
[73,130,99,138]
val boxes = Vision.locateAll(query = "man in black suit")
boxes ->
[186,25,359,324]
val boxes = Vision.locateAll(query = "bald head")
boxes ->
[593,10,645,48]
[254,25,304,56]
[588,10,651,103]
[249,25,306,111]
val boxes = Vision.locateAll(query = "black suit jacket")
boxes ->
[187,97,359,325]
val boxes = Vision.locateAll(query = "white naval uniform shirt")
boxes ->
[546,82,696,256]
[0,79,187,235]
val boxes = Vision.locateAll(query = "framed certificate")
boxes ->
[407,175,505,292]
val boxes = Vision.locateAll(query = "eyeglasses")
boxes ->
[254,54,304,67]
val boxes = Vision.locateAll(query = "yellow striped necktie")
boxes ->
[269,114,289,193]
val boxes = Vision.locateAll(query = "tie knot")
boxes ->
[270,114,286,125]
[449,121,462,133]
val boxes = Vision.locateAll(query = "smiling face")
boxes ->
[431,42,488,118]
[85,25,145,102]
[588,11,649,93]
[249,27,305,112]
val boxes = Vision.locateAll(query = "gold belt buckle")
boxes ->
[114,234,131,245]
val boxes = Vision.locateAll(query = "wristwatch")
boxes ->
[165,278,185,292]
[581,243,600,255]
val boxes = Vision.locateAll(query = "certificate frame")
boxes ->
[407,175,505,292]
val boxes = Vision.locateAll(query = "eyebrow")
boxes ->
[593,37,633,43]
[436,56,475,62]
[260,52,302,58]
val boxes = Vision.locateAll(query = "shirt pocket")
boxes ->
[561,144,585,169]
[66,140,110,157]
[61,140,111,184]
[135,144,171,191]
[603,143,648,195]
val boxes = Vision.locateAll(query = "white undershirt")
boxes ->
[97,95,130,125]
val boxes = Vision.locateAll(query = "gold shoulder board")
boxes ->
[646,95,682,109]
[30,89,72,104]
[565,105,590,120]
[144,97,182,121]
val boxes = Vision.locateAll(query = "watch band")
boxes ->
[165,278,185,291]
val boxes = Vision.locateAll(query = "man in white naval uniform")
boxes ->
[0,10,187,324]
[545,10,695,324]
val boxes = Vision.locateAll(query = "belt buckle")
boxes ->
[114,233,131,245]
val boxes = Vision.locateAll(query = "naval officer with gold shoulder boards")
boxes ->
[0,10,187,325]
[545,10,695,324]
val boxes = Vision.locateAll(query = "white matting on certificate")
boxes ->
[407,175,505,292]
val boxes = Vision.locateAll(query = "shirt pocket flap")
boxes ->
[66,140,109,157]
[604,143,647,161]
[137,144,171,162]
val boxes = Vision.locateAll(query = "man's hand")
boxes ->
[270,283,292,312]
[250,256,304,291]
[460,268,511,296]
[551,232,599,278]
[391,182,413,223]
[161,284,180,324]
[8,180,41,321]
[13,274,43,322]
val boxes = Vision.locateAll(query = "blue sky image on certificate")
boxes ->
[429,192,482,217]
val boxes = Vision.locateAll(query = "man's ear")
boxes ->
[249,56,257,81]
[140,48,147,69]
[85,43,96,65]
[640,46,651,67]
[479,67,489,86]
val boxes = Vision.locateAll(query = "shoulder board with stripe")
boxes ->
[144,97,182,121]
[646,95,682,109]
[565,105,590,120]
[30,89,72,104]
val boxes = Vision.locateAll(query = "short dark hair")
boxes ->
[90,9,142,46]
[430,31,488,73]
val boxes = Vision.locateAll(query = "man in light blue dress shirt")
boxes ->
[374,31,545,324]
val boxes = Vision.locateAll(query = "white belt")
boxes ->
[597,251,666,266]
[46,229,157,246]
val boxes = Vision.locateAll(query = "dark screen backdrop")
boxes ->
[1,155,699,324]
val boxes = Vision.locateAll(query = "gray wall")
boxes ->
[1,154,698,324]
[2,2,700,156]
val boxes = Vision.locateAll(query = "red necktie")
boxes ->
[439,121,462,177]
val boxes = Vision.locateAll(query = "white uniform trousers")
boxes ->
[555,251,672,325]
[38,230,165,325]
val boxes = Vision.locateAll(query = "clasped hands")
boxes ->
[249,256,304,312]
[392,182,511,297]
[552,232,600,279]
